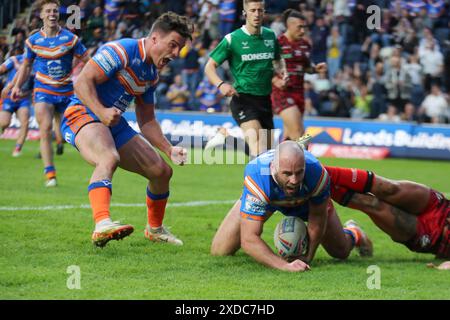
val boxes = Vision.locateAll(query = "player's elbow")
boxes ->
[240,234,258,255]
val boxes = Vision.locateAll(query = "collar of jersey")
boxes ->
[39,26,62,38]
[138,38,148,63]
[241,25,263,37]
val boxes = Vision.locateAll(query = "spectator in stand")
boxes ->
[384,55,412,112]
[326,25,344,81]
[419,84,449,124]
[84,6,106,45]
[28,16,41,32]
[198,1,221,49]
[219,0,237,37]
[155,64,174,110]
[401,102,419,122]
[310,15,329,65]
[196,76,223,113]
[419,39,444,92]
[167,75,191,111]
[418,27,440,56]
[11,18,29,38]
[104,0,126,23]
[270,15,285,37]
[351,84,373,119]
[427,0,446,28]
[404,53,424,108]
[368,61,387,118]
[180,40,201,110]
[405,0,427,18]
[378,104,401,122]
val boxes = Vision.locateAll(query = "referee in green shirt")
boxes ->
[205,0,287,158]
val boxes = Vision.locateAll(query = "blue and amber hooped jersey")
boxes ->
[1,54,34,97]
[25,28,87,95]
[240,150,330,221]
[70,38,158,112]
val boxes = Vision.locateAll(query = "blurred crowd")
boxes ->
[0,0,449,124]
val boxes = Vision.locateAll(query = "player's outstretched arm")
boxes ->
[241,218,310,272]
[304,198,329,263]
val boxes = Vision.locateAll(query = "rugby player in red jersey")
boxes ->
[326,166,450,261]
[271,9,327,141]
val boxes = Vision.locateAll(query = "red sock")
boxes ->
[146,189,169,228]
[325,166,375,194]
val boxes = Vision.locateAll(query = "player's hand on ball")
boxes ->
[170,146,187,166]
[284,259,310,272]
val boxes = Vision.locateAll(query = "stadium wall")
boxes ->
[2,111,450,160]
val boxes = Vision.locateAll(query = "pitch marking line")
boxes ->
[0,200,236,212]
[2,193,450,212]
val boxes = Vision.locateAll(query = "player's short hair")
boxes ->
[243,0,264,8]
[282,9,305,25]
[37,0,60,12]
[149,12,194,41]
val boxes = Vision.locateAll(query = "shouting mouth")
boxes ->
[160,57,173,68]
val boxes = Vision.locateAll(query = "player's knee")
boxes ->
[211,240,239,256]
[210,244,230,256]
[328,244,352,260]
[153,162,173,181]
[98,152,120,172]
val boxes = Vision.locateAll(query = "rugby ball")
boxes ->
[274,216,309,259]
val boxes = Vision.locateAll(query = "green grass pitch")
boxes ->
[1,140,450,299]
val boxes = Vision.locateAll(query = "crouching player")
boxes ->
[210,141,373,272]
[326,166,450,260]
[61,12,193,247]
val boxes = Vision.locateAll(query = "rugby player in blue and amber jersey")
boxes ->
[61,12,193,248]
[0,47,34,157]
[211,141,373,272]
[11,0,89,187]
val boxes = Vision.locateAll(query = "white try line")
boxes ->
[0,200,236,212]
[1,193,449,212]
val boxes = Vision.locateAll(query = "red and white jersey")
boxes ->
[275,34,311,94]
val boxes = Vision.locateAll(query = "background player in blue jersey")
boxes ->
[0,47,33,157]
[11,0,89,187]
[211,141,373,272]
[61,12,194,248]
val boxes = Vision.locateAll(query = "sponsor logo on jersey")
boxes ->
[264,39,274,48]
[60,36,69,41]
[244,194,266,214]
[35,38,45,44]
[241,52,274,61]
[241,41,250,49]
[95,50,117,73]
[47,60,65,78]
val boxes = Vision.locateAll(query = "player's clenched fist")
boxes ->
[99,107,122,127]
[10,86,22,102]
[170,146,187,166]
